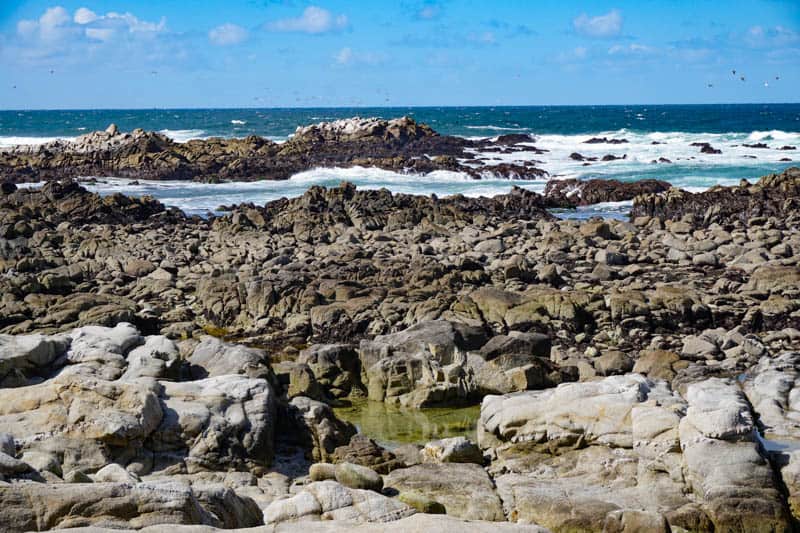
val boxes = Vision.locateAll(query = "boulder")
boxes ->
[186,336,270,379]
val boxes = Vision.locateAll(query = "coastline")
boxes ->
[1,117,800,531]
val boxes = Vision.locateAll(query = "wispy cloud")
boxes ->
[573,9,622,38]
[209,23,248,46]
[333,46,387,66]
[608,43,654,56]
[265,6,348,34]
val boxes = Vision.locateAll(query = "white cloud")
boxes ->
[9,6,171,65]
[608,43,654,55]
[267,6,348,34]
[74,7,97,25]
[209,23,248,46]
[18,6,74,42]
[573,9,622,38]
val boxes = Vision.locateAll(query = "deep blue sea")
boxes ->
[2,104,798,218]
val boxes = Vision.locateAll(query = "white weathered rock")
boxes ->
[264,480,414,524]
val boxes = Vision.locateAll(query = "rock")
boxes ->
[0,332,70,387]
[595,249,627,266]
[263,480,415,524]
[120,335,180,381]
[105,123,119,135]
[632,350,681,381]
[543,178,670,208]
[309,462,337,481]
[594,350,634,376]
[153,375,276,471]
[0,433,15,456]
[478,332,551,360]
[631,167,800,226]
[384,463,505,521]
[91,463,141,483]
[334,462,384,491]
[63,469,93,483]
[679,378,792,531]
[124,259,157,278]
[692,252,719,266]
[479,374,682,452]
[285,396,357,462]
[421,437,483,464]
[331,434,403,474]
[397,491,447,514]
[0,451,33,476]
[287,363,327,401]
[186,336,270,379]
[0,479,262,530]
[299,344,362,397]
[360,320,486,408]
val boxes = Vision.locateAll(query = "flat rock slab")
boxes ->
[383,462,505,521]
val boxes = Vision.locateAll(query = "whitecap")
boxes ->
[158,129,207,143]
[0,135,77,147]
[464,125,531,132]
[231,120,247,125]
[747,130,800,142]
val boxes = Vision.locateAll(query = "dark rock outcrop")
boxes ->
[631,166,800,226]
[0,117,548,183]
[544,178,672,207]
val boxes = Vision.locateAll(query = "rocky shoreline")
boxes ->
[1,118,800,531]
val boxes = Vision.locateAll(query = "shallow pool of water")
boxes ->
[334,399,481,449]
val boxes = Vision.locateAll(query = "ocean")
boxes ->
[2,104,799,218]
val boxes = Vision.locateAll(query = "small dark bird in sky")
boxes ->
[775,76,780,80]
[49,69,55,74]
[707,83,714,88]
[12,85,16,89]
[732,69,736,75]
[740,76,746,81]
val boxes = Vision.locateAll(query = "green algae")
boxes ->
[334,398,481,449]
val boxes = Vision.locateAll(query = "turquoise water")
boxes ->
[3,105,798,217]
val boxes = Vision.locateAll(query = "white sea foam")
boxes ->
[231,120,247,125]
[157,129,207,142]
[72,167,547,215]
[464,125,531,132]
[0,135,77,147]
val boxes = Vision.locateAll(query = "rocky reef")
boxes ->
[2,165,800,531]
[0,117,549,183]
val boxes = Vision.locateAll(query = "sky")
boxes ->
[0,0,798,109]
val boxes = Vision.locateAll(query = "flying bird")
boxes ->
[732,69,736,75]
[740,76,746,82]
[707,83,714,88]
[764,82,769,87]
[49,69,55,75]
[775,76,780,80]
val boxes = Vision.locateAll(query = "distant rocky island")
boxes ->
[1,116,800,532]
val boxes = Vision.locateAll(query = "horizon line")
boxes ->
[3,102,800,113]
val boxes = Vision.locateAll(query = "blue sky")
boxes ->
[1,0,798,108]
